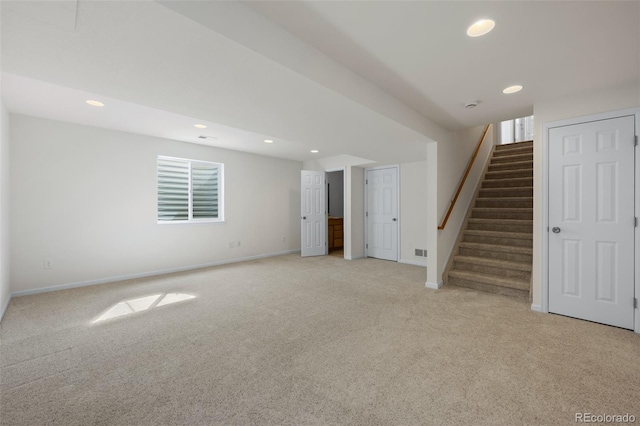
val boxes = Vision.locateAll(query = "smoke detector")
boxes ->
[465,101,479,109]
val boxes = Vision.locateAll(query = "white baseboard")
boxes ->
[0,293,11,322]
[425,281,443,289]
[345,254,366,260]
[530,304,543,312]
[399,259,427,267]
[10,249,301,298]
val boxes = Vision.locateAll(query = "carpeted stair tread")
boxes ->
[471,207,533,219]
[478,187,533,198]
[475,196,533,201]
[488,160,534,171]
[484,168,534,179]
[454,255,532,272]
[448,270,530,291]
[475,197,532,208]
[468,218,533,226]
[492,146,533,157]
[458,241,533,254]
[463,229,533,240]
[466,219,532,233]
[494,140,533,150]
[482,177,533,188]
[490,153,534,164]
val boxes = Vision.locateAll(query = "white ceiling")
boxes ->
[1,1,639,163]
[2,73,323,162]
[246,0,640,130]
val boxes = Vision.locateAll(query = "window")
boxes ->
[500,115,534,145]
[157,156,223,223]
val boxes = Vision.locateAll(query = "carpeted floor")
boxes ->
[1,254,638,425]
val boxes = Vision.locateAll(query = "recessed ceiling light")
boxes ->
[310,150,319,153]
[264,139,274,144]
[86,100,104,107]
[503,85,523,94]
[466,19,495,37]
[194,124,207,129]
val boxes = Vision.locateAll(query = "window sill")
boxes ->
[157,220,226,225]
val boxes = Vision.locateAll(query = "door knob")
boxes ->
[552,227,561,233]
[302,216,307,220]
[392,218,397,222]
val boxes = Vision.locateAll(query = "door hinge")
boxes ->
[635,135,638,146]
[366,243,368,249]
[634,298,638,309]
[547,226,549,232]
[366,179,368,184]
[366,211,368,217]
[635,217,638,227]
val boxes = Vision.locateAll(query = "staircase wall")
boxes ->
[436,124,497,283]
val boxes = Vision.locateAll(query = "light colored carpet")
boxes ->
[1,254,638,425]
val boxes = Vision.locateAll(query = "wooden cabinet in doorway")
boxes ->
[328,217,343,251]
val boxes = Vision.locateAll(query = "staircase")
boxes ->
[445,140,533,299]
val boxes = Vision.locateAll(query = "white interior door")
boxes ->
[301,170,326,257]
[549,115,635,329]
[366,167,398,261]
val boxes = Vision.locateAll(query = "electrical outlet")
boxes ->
[415,249,423,257]
[228,242,235,249]
[282,236,287,242]
[43,259,53,269]
[237,241,241,248]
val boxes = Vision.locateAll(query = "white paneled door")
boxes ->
[366,167,398,261]
[301,171,326,257]
[549,115,635,329]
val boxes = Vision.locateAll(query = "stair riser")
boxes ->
[458,247,533,263]
[495,141,533,150]
[479,188,533,197]
[463,234,533,247]
[467,222,533,233]
[471,209,533,220]
[488,162,533,172]
[476,198,533,208]
[485,170,533,179]
[492,147,533,157]
[482,178,533,188]
[453,261,531,280]
[449,277,529,299]
[491,154,533,164]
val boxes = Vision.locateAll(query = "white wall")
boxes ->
[435,124,495,282]
[400,161,428,266]
[326,171,344,217]
[346,166,365,260]
[531,83,640,308]
[0,100,10,318]
[10,115,302,294]
[426,142,438,286]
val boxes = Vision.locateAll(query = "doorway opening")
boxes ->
[326,170,344,258]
